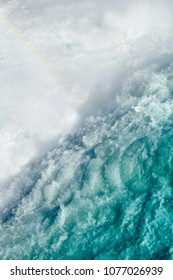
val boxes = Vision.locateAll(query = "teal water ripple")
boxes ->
[0,65,173,260]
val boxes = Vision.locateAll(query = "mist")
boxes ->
[0,0,173,183]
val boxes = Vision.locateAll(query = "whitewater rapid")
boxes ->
[0,0,173,259]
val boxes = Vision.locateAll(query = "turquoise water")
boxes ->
[0,62,173,259]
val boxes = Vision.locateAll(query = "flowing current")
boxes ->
[0,0,173,259]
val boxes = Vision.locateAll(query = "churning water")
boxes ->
[0,0,173,259]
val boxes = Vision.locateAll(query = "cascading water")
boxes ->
[0,0,173,260]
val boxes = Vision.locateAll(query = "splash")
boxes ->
[0,0,173,259]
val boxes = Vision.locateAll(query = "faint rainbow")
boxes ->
[0,7,65,89]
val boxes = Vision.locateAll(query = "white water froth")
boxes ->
[0,0,173,210]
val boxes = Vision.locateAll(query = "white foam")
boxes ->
[0,0,173,186]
